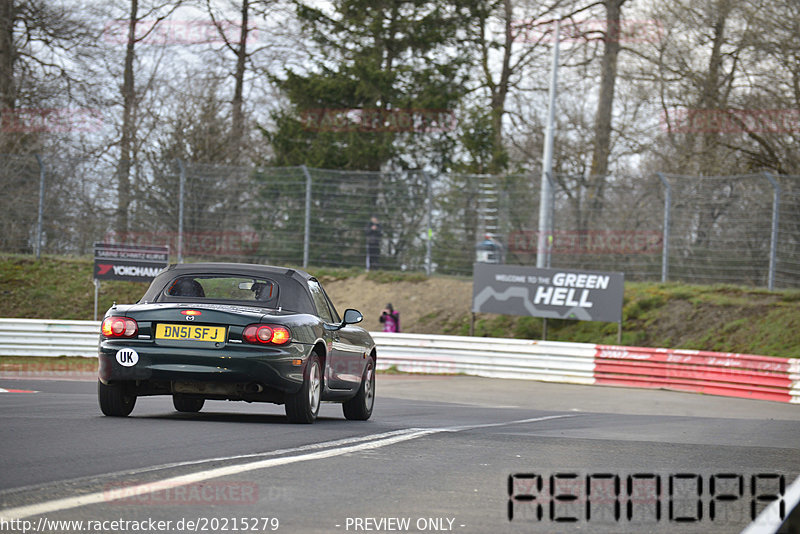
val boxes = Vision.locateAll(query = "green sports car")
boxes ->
[97,262,376,424]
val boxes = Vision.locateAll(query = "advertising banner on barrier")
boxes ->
[93,243,169,282]
[472,264,624,323]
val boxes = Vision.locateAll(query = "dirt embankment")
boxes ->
[1,255,798,356]
[324,275,800,357]
[324,274,472,334]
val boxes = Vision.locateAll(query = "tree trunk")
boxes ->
[116,0,138,235]
[488,0,513,174]
[586,0,625,229]
[0,0,15,111]
[698,1,730,176]
[694,1,732,249]
[230,0,249,162]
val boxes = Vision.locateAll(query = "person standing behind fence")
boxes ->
[379,303,400,332]
[365,215,382,271]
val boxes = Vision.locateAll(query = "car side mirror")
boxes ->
[343,309,363,325]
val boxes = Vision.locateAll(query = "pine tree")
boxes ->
[266,0,471,172]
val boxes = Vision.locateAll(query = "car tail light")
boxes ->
[101,316,138,338]
[243,324,291,346]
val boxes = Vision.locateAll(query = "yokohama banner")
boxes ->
[94,243,169,282]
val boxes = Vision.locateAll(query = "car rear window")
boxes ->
[164,275,279,304]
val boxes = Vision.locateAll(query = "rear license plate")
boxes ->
[155,324,226,342]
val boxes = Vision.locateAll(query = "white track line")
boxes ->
[0,429,447,498]
[740,475,800,534]
[0,414,575,520]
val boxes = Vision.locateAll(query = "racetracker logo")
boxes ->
[513,18,664,44]
[103,20,261,45]
[508,471,788,526]
[104,481,259,505]
[299,108,458,133]
[105,231,260,257]
[661,108,800,134]
[0,360,96,378]
[0,108,103,133]
[509,230,662,255]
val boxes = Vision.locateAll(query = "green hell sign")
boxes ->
[472,264,624,323]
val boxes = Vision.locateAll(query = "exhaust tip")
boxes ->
[245,382,264,393]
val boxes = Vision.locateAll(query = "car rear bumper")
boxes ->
[98,339,311,397]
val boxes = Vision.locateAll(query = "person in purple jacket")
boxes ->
[379,303,400,332]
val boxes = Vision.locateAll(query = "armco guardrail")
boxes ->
[371,332,596,384]
[0,319,99,358]
[1,319,797,403]
[373,333,799,404]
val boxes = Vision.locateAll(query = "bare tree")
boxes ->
[585,0,625,228]
[204,0,296,164]
[0,0,95,253]
[205,0,254,162]
[464,0,588,174]
[731,0,800,174]
[112,0,182,235]
[0,0,90,153]
[0,0,14,112]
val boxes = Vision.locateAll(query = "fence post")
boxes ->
[177,159,185,263]
[425,171,432,275]
[656,173,671,283]
[34,154,45,260]
[301,165,312,268]
[763,172,780,290]
[546,171,555,269]
[537,19,560,270]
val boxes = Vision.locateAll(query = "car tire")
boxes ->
[98,380,136,417]
[343,357,375,421]
[173,396,204,413]
[285,354,322,424]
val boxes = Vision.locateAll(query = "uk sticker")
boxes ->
[116,348,139,367]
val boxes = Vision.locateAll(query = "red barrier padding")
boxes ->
[594,344,794,403]
[594,374,792,403]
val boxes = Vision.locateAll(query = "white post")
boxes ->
[301,165,312,268]
[34,154,45,260]
[94,279,100,321]
[177,159,185,263]
[763,172,780,290]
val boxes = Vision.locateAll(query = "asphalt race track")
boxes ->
[1,375,799,534]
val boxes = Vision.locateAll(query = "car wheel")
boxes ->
[343,357,375,421]
[173,396,204,413]
[285,354,322,424]
[97,380,136,417]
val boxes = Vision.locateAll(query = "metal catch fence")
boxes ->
[1,153,798,288]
